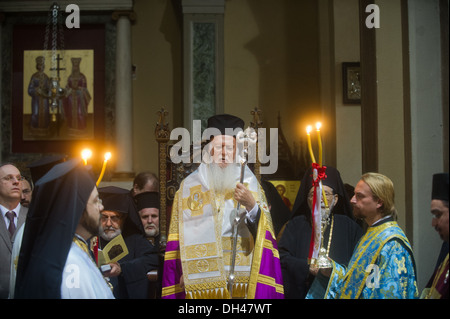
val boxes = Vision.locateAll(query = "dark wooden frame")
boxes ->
[342,62,361,104]
[11,23,106,154]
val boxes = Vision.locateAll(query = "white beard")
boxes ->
[321,197,336,221]
[144,224,159,238]
[99,226,122,241]
[206,163,240,194]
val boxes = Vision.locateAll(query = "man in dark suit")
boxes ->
[0,163,28,299]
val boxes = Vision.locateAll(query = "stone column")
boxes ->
[112,11,136,178]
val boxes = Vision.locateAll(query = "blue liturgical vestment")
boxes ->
[307,217,418,299]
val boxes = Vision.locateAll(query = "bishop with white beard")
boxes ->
[161,114,284,299]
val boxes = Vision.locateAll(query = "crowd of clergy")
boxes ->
[0,114,448,300]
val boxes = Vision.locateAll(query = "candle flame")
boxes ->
[306,125,312,134]
[104,152,112,161]
[316,122,322,130]
[81,148,92,165]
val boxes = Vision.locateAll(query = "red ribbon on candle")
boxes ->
[311,163,327,186]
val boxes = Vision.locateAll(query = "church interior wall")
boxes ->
[131,0,182,175]
[375,0,407,236]
[332,0,363,188]
[223,0,321,162]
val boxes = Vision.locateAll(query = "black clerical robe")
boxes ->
[278,214,363,299]
[100,233,159,299]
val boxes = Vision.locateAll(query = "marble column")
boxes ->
[112,11,135,178]
[181,0,225,131]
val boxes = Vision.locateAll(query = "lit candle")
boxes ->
[321,183,329,208]
[81,149,92,166]
[315,122,329,208]
[316,122,322,167]
[96,152,112,186]
[306,125,316,164]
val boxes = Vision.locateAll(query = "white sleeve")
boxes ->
[245,202,259,223]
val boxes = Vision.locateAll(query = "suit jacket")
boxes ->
[0,205,28,299]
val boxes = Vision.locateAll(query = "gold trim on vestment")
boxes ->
[247,184,282,298]
[424,253,449,299]
[166,165,281,299]
[340,221,409,299]
[162,284,184,296]
[257,274,284,294]
[185,242,218,259]
[72,235,114,292]
[164,249,180,261]
[182,185,212,216]
[179,179,229,298]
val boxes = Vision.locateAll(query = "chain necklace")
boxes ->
[322,215,334,258]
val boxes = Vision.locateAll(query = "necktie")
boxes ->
[6,211,16,238]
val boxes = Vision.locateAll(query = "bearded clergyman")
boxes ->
[161,114,284,299]
[278,166,363,298]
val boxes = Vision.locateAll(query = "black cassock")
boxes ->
[278,214,362,299]
[100,234,158,299]
[98,186,159,299]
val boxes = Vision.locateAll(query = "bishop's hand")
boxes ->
[234,183,256,210]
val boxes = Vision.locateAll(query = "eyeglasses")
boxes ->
[100,214,121,223]
[1,175,24,183]
[308,191,335,200]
